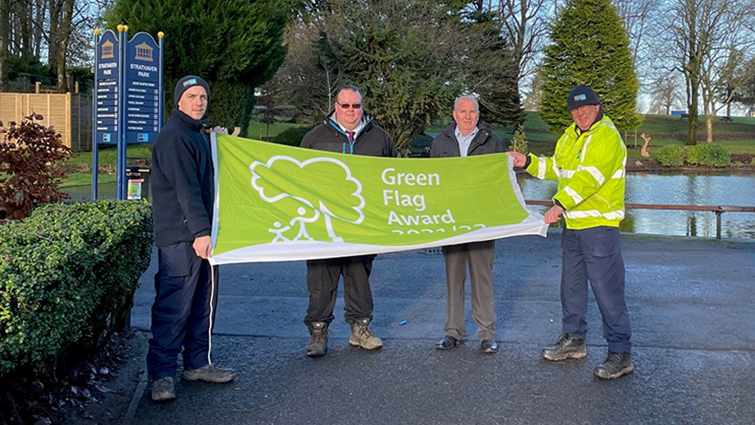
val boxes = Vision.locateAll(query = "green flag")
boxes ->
[210,134,546,265]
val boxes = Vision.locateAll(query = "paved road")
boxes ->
[128,232,755,424]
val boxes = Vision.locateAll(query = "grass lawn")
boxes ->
[69,144,154,168]
[60,173,117,188]
[246,120,310,140]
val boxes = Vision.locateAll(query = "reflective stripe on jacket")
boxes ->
[524,115,627,230]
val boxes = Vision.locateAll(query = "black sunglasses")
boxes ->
[338,103,362,109]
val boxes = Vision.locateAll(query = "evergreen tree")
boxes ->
[105,0,288,135]
[465,10,525,127]
[318,0,463,154]
[539,0,641,132]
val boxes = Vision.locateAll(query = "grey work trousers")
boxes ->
[442,240,496,341]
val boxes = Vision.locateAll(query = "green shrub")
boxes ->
[687,144,731,167]
[0,201,153,378]
[656,144,685,167]
[751,158,755,166]
[272,126,312,147]
[508,124,529,154]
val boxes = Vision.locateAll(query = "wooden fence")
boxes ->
[0,92,93,152]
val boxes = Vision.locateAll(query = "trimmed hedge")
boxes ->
[0,201,153,378]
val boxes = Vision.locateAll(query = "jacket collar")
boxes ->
[171,108,208,131]
[326,111,374,136]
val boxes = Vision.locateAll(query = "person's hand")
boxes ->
[507,151,527,168]
[207,126,229,135]
[193,235,212,259]
[544,205,564,224]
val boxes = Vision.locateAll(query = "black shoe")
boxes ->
[306,322,328,357]
[480,340,498,354]
[594,352,634,379]
[542,333,587,361]
[435,335,458,350]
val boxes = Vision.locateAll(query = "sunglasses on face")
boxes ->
[338,103,362,109]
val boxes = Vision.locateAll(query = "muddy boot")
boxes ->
[349,318,383,350]
[306,322,328,357]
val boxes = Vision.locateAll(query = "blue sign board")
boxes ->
[94,31,120,145]
[92,27,163,201]
[124,32,161,144]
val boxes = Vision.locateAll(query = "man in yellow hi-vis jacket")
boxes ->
[509,84,633,380]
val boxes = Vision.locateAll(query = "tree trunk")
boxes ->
[705,113,713,144]
[0,0,9,91]
[18,0,31,70]
[34,0,44,57]
[48,0,62,80]
[687,79,698,146]
[55,0,73,93]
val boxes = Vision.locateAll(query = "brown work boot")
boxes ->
[349,318,383,350]
[180,364,236,383]
[306,322,328,357]
[151,377,176,402]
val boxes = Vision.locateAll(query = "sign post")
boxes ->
[92,28,121,200]
[92,26,163,200]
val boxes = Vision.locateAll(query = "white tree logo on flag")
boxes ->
[250,156,366,243]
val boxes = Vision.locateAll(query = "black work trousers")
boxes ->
[304,255,376,331]
[147,241,219,380]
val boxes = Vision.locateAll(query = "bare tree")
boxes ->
[497,0,549,83]
[615,0,656,66]
[0,0,10,91]
[664,0,728,145]
[698,2,754,142]
[648,72,684,114]
[272,18,344,122]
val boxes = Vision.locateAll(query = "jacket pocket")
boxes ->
[159,242,196,277]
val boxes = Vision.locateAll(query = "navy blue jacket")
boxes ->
[150,109,214,247]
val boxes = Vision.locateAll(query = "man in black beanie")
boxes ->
[148,75,236,402]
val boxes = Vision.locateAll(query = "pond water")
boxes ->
[518,172,755,239]
[67,172,755,240]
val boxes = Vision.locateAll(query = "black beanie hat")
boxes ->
[567,84,601,111]
[174,75,210,107]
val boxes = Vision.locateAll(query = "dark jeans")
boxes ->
[561,227,632,353]
[304,255,376,331]
[147,242,219,380]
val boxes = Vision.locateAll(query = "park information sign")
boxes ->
[124,32,162,144]
[209,134,548,265]
[92,26,163,200]
[94,30,120,146]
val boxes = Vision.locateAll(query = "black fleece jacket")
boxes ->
[430,121,504,158]
[150,109,214,247]
[300,113,398,157]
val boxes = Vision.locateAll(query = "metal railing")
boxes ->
[525,200,755,239]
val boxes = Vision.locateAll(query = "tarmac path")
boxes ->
[128,232,755,424]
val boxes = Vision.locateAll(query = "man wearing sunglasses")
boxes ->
[300,85,398,357]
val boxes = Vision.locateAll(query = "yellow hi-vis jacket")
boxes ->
[524,115,627,230]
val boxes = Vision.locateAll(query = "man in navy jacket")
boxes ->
[148,75,236,402]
